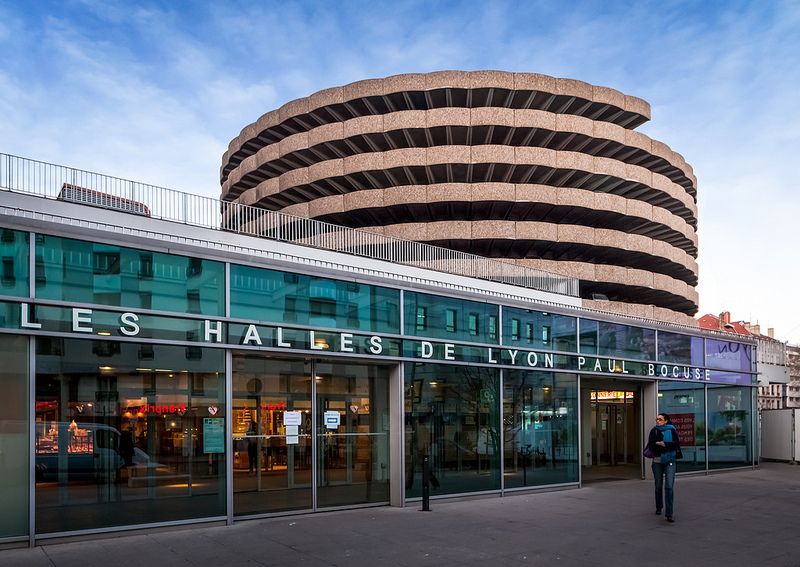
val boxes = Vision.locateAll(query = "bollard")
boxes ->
[421,455,431,511]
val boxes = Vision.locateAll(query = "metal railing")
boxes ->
[0,152,579,297]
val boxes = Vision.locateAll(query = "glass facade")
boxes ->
[35,339,226,534]
[404,363,501,497]
[404,291,499,343]
[707,385,753,469]
[230,265,400,333]
[0,224,761,538]
[503,371,578,488]
[0,334,28,538]
[0,228,29,298]
[35,234,225,315]
[657,382,706,473]
[502,308,577,352]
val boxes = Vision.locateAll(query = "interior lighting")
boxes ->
[97,331,111,336]
[98,366,113,371]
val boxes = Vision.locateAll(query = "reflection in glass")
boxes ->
[657,332,704,366]
[316,361,390,508]
[232,355,312,515]
[657,382,706,472]
[230,265,400,333]
[35,340,226,534]
[404,292,499,344]
[503,371,578,488]
[502,308,577,352]
[0,335,28,538]
[405,364,500,497]
[708,385,753,469]
[35,235,224,315]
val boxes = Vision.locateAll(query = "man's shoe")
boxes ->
[666,516,675,523]
[655,509,662,515]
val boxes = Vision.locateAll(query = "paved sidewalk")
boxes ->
[3,462,799,567]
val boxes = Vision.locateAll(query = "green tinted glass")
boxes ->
[0,228,29,298]
[35,234,224,315]
[404,291,499,344]
[229,264,400,333]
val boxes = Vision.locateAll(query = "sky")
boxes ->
[1,0,798,343]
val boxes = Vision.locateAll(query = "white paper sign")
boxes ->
[284,411,302,426]
[324,410,341,429]
[285,424,299,445]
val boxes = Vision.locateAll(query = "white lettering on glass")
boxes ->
[340,333,354,352]
[21,303,42,329]
[204,320,222,343]
[119,312,140,336]
[242,324,262,345]
[72,308,93,333]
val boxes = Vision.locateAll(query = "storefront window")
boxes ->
[0,334,28,538]
[230,265,399,333]
[503,371,578,488]
[0,228,29,297]
[657,382,706,473]
[404,292,499,344]
[405,363,500,497]
[35,339,226,534]
[707,385,753,469]
[502,308,577,352]
[35,235,224,315]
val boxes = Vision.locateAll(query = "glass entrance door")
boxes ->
[315,361,390,509]
[232,356,313,516]
[589,390,637,466]
[232,355,390,516]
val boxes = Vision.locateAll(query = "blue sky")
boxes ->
[1,0,798,343]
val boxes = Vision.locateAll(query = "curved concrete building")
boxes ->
[220,71,699,324]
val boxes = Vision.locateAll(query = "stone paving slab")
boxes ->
[2,463,799,567]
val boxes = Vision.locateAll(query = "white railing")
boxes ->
[0,152,579,297]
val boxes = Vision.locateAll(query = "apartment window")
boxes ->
[416,307,427,331]
[489,315,498,341]
[510,319,520,341]
[468,313,479,336]
[445,309,457,333]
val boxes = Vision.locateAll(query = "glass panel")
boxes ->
[708,385,753,469]
[35,234,224,315]
[706,339,754,372]
[579,319,598,354]
[657,331,704,366]
[230,265,400,333]
[0,334,28,537]
[502,308,577,352]
[232,355,312,515]
[404,291,499,344]
[405,363,500,497]
[503,371,578,488]
[657,382,706,472]
[316,361,390,508]
[0,228,29,297]
[35,340,225,534]
[598,322,655,360]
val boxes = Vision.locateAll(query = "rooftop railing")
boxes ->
[0,152,579,297]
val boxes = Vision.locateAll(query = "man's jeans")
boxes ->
[652,460,676,517]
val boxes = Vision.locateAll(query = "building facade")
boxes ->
[698,312,789,410]
[0,160,756,545]
[220,71,699,325]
